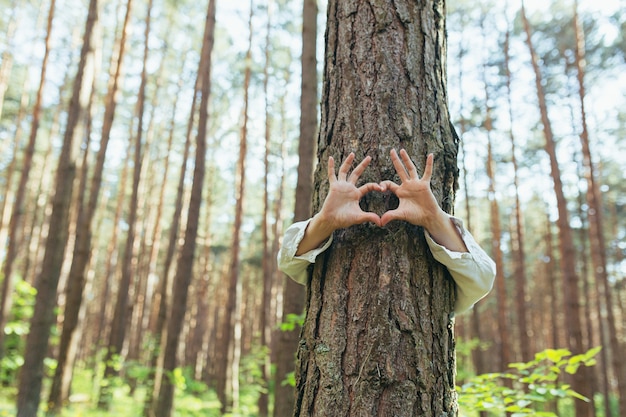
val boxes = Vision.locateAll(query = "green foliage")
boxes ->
[0,279,37,385]
[278,312,305,332]
[457,346,601,416]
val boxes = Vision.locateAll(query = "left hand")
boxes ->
[380,149,443,228]
[380,149,468,252]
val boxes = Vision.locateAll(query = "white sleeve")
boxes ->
[425,217,496,314]
[277,219,334,285]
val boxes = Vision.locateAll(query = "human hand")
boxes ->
[294,153,382,255]
[380,149,445,229]
[318,152,383,230]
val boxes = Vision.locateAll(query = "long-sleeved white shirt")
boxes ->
[277,217,496,314]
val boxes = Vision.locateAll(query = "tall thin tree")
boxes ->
[521,3,593,415]
[154,0,215,416]
[0,0,56,361]
[15,0,97,414]
[217,0,253,412]
[273,0,317,415]
[572,2,624,414]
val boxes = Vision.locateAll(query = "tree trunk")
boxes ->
[521,5,594,416]
[503,25,530,364]
[16,0,95,413]
[216,1,252,412]
[572,3,624,415]
[0,0,55,362]
[294,1,459,416]
[154,0,215,416]
[47,0,100,412]
[479,42,509,372]
[144,51,197,417]
[259,1,274,415]
[98,0,140,408]
[273,0,317,415]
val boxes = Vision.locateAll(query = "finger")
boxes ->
[338,152,355,181]
[357,181,382,196]
[357,211,382,227]
[422,153,434,183]
[390,149,409,182]
[380,209,401,226]
[399,149,418,179]
[348,155,371,184]
[380,180,400,194]
[328,156,337,183]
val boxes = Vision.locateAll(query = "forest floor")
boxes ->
[0,368,235,417]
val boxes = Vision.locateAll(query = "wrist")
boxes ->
[310,211,336,238]
[423,209,452,235]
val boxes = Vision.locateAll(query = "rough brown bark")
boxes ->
[521,5,594,416]
[294,1,459,416]
[273,0,317,415]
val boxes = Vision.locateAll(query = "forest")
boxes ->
[0,0,624,416]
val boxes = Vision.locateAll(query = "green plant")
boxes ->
[457,346,601,416]
[0,279,37,385]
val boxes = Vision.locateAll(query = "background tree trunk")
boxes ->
[16,0,94,413]
[273,0,317,415]
[294,1,459,415]
[154,2,214,415]
[572,3,625,415]
[0,0,56,362]
[217,1,252,411]
[521,4,594,416]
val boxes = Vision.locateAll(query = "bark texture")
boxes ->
[294,1,459,416]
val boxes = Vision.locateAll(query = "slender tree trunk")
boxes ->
[98,0,142,408]
[46,1,100,412]
[503,25,530,364]
[154,1,215,416]
[479,36,509,371]
[273,1,317,415]
[259,1,273,415]
[295,0,459,415]
[145,52,197,417]
[16,0,96,413]
[521,5,593,415]
[572,3,624,415]
[217,1,252,412]
[0,0,56,362]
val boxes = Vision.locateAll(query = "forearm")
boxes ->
[423,210,469,253]
[295,212,335,256]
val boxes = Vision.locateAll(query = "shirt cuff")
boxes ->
[283,219,334,263]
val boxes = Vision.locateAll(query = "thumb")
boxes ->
[360,211,382,227]
[381,209,402,226]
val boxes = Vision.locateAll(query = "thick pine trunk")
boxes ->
[294,1,459,416]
